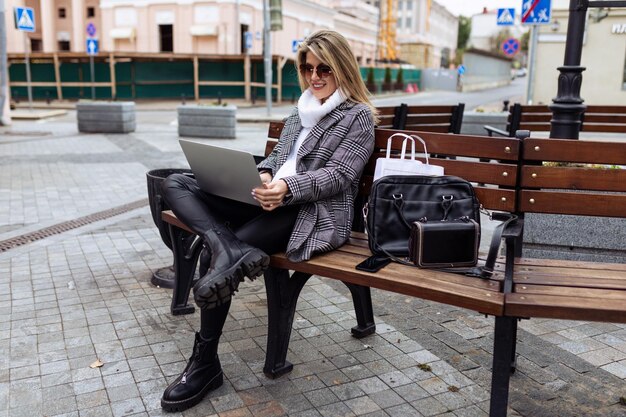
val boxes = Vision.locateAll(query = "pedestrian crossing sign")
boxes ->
[497,8,515,26]
[14,7,36,32]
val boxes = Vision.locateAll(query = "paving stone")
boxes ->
[344,396,382,415]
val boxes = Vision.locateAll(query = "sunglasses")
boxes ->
[299,63,333,79]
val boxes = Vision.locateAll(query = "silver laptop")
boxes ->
[179,139,262,206]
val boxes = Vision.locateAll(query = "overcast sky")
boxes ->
[436,0,523,17]
[437,0,569,17]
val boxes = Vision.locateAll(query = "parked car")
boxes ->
[516,68,528,77]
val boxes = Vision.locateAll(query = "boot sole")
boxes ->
[197,249,269,308]
[161,371,223,412]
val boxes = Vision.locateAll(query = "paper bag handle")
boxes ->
[385,133,430,164]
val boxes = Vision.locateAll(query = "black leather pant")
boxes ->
[162,173,299,338]
[162,173,299,254]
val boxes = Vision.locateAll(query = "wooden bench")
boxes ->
[161,121,522,416]
[377,103,465,133]
[484,103,626,137]
[489,133,626,415]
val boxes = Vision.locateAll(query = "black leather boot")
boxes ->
[193,223,269,309]
[161,332,223,412]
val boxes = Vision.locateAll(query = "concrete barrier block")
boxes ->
[76,101,135,113]
[178,125,236,139]
[177,104,237,138]
[77,111,135,123]
[78,120,136,133]
[523,213,626,262]
[177,105,236,117]
[76,101,136,133]
[177,114,236,128]
[460,111,508,136]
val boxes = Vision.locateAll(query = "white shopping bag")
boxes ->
[373,133,444,181]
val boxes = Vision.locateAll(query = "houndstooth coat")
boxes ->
[257,100,375,262]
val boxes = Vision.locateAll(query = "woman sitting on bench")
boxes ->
[160,30,377,412]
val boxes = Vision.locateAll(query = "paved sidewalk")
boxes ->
[1,111,625,417]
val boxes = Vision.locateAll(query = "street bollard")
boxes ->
[217,92,222,105]
[181,94,186,105]
[502,100,510,112]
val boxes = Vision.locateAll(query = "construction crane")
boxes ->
[377,0,431,62]
[378,0,397,61]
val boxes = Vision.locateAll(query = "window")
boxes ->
[398,0,403,11]
[407,0,412,10]
[87,7,95,18]
[159,25,173,52]
[405,17,412,30]
[30,38,42,52]
[58,41,70,51]
[58,8,66,18]
[397,18,402,29]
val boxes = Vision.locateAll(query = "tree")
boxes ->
[457,16,471,50]
[491,29,512,56]
[521,31,530,53]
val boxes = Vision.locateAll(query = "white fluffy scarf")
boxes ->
[297,88,347,128]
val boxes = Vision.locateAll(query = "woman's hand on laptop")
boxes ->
[260,172,273,184]
[252,180,289,211]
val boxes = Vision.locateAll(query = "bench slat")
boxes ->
[269,250,504,316]
[523,138,626,165]
[510,257,626,272]
[404,115,452,124]
[521,165,626,192]
[581,124,626,133]
[375,129,520,160]
[405,105,457,113]
[519,190,626,217]
[514,284,626,301]
[363,156,519,187]
[505,293,626,323]
[402,125,450,133]
[582,114,626,124]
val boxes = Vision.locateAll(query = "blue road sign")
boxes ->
[501,38,520,56]
[457,65,466,76]
[497,8,515,26]
[86,38,99,55]
[522,0,551,25]
[292,39,303,54]
[14,7,35,32]
[87,23,97,37]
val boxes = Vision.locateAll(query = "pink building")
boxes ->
[5,0,378,64]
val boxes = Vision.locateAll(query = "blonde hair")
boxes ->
[296,30,379,124]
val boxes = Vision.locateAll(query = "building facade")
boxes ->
[531,7,626,105]
[5,0,378,64]
[396,0,457,68]
[468,8,527,54]
[363,0,457,68]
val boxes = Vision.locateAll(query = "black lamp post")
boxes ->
[549,0,626,139]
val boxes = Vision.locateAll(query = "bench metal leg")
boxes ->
[342,282,376,338]
[168,224,202,316]
[263,268,311,379]
[489,316,517,417]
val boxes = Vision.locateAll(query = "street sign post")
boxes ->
[86,23,96,38]
[86,38,99,99]
[501,38,520,56]
[14,7,35,32]
[14,7,35,110]
[522,0,552,25]
[292,39,303,54]
[497,8,515,26]
[522,0,552,105]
